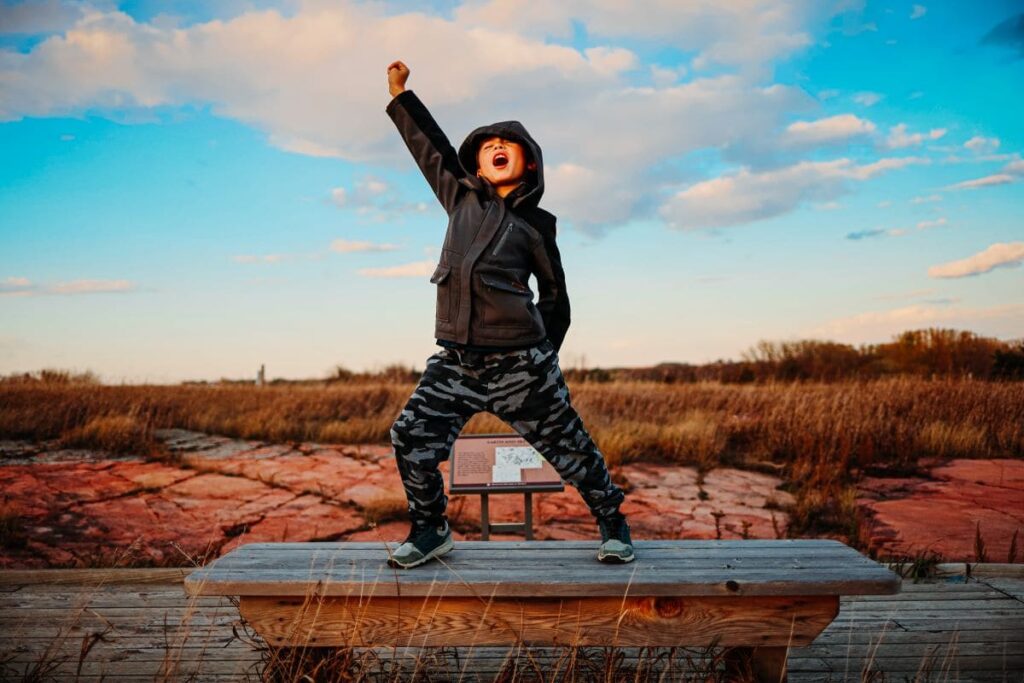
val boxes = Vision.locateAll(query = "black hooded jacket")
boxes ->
[385,89,571,352]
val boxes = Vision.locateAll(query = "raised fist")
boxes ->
[387,60,409,97]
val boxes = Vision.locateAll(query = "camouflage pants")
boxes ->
[390,338,626,527]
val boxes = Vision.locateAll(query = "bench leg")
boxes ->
[723,646,787,683]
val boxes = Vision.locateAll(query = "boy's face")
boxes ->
[475,136,536,188]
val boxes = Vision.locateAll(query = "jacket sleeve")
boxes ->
[530,218,571,352]
[385,89,467,215]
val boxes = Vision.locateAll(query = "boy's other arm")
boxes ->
[385,90,467,215]
[530,217,571,353]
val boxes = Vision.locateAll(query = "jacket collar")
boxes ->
[458,176,530,208]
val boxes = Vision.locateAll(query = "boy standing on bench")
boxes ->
[383,60,633,569]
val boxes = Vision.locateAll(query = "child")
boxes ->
[383,60,633,568]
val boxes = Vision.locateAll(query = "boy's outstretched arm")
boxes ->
[529,212,571,352]
[385,60,467,215]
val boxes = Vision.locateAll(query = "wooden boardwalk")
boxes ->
[1,564,1022,682]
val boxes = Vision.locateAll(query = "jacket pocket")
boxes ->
[479,272,530,295]
[430,264,453,322]
[479,272,535,328]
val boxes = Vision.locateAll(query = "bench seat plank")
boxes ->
[185,540,900,599]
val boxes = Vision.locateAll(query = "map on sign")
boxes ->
[495,446,544,469]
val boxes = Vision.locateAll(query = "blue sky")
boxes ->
[1,0,1022,383]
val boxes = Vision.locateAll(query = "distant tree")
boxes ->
[993,340,1024,380]
[328,365,355,383]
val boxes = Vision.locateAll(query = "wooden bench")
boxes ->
[184,539,900,682]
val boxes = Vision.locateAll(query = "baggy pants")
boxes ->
[390,338,626,527]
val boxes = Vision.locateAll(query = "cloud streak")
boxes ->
[329,239,402,253]
[357,259,436,278]
[886,123,946,148]
[0,276,137,297]
[660,156,928,230]
[804,302,1024,344]
[928,242,1024,278]
[784,114,875,144]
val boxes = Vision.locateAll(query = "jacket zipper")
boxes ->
[492,223,515,256]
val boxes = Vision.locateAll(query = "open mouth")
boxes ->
[492,153,509,169]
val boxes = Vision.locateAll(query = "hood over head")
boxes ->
[458,120,544,209]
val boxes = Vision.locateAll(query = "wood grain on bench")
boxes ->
[186,539,899,656]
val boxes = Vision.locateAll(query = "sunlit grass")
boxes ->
[2,375,1021,547]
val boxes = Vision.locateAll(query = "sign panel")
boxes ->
[450,434,564,492]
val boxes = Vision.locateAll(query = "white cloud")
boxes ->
[817,88,840,100]
[49,279,135,294]
[928,242,1024,278]
[964,135,1000,153]
[1004,159,1024,175]
[583,46,639,76]
[852,91,882,107]
[2,276,137,296]
[784,113,875,144]
[357,259,436,278]
[453,0,826,74]
[910,5,927,20]
[0,276,34,297]
[539,76,813,230]
[846,227,905,240]
[910,194,941,204]
[916,217,947,230]
[886,123,946,148]
[330,176,429,220]
[945,174,1015,190]
[0,2,886,233]
[649,63,687,87]
[804,302,1024,344]
[0,0,94,34]
[329,239,401,253]
[660,156,928,229]
[330,187,347,207]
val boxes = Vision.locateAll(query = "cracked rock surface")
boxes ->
[1,429,796,568]
[857,458,1024,562]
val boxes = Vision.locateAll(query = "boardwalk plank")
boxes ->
[3,566,1021,682]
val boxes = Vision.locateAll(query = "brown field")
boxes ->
[3,375,1022,542]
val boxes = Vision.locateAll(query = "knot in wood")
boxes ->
[654,597,683,618]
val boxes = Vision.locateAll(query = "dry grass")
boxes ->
[2,376,1021,547]
[58,413,157,454]
[362,493,411,526]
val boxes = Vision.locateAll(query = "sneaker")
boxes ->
[386,518,454,569]
[596,512,635,563]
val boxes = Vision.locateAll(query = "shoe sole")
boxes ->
[597,550,635,563]
[387,535,454,569]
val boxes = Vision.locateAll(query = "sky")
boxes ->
[1,0,1022,383]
